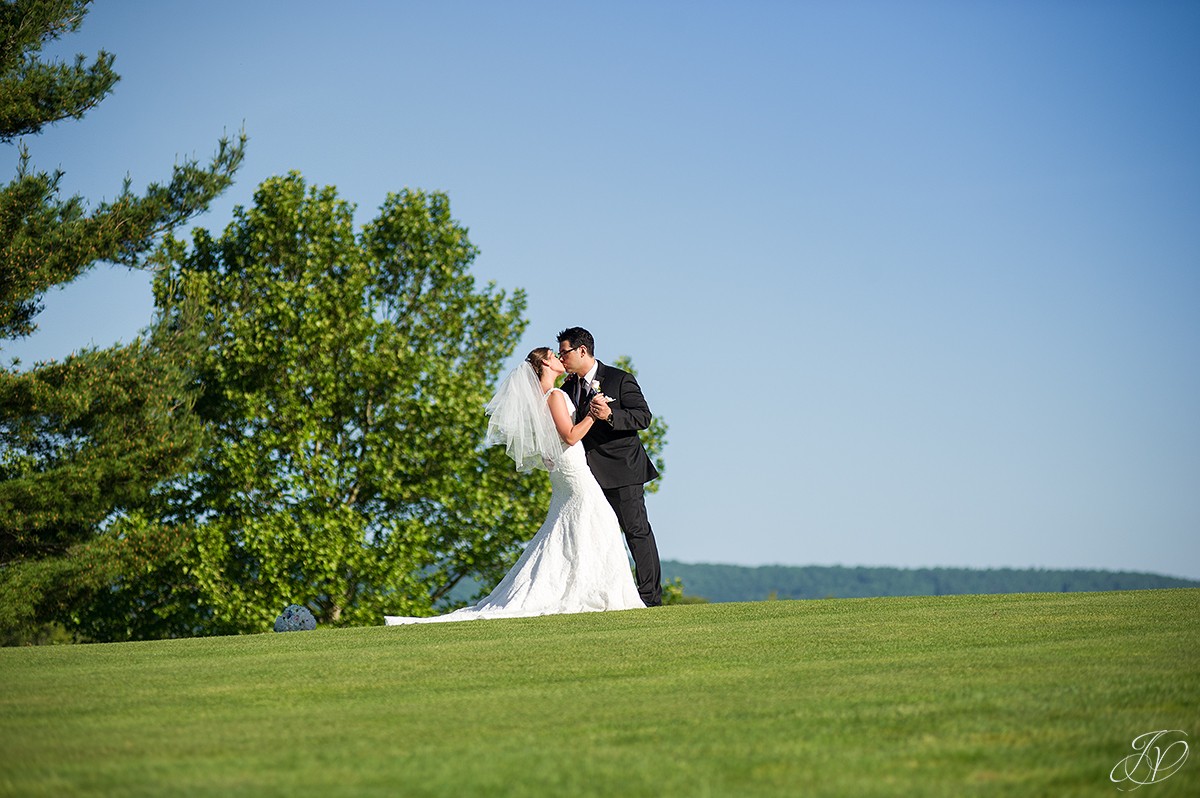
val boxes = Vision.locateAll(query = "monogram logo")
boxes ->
[1110,730,1189,791]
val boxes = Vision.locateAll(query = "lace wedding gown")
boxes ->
[385,389,644,625]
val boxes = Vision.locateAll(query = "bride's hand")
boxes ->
[588,395,613,421]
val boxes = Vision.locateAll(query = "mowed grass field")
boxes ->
[1,590,1196,797]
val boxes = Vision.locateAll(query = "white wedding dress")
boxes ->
[385,389,644,625]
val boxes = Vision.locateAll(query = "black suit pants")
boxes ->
[602,484,662,607]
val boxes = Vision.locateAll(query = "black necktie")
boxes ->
[571,375,584,409]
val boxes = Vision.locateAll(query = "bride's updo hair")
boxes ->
[525,347,553,378]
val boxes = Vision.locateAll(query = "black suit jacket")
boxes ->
[565,362,659,490]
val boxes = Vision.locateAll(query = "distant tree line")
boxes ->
[660,561,1199,603]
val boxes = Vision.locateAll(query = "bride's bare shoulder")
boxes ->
[545,387,571,417]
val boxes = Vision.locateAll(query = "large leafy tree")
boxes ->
[150,173,543,631]
[0,0,245,644]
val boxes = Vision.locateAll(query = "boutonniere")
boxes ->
[591,379,614,403]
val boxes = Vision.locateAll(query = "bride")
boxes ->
[385,347,645,625]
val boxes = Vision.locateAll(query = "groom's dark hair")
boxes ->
[557,326,595,357]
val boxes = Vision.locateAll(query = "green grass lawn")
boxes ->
[1,590,1197,797]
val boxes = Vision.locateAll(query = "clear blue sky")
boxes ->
[5,1,1198,579]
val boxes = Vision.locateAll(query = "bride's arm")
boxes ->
[547,390,593,445]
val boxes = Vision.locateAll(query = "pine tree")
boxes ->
[0,0,245,644]
[0,0,245,339]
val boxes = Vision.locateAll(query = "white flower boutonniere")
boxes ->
[591,379,614,402]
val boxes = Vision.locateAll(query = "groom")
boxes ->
[557,327,663,607]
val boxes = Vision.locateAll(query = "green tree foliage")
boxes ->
[0,0,244,644]
[0,0,118,141]
[149,173,543,632]
[0,0,245,340]
[660,576,706,605]
[0,333,201,563]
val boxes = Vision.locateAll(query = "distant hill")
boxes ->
[661,560,1200,603]
[445,560,1199,607]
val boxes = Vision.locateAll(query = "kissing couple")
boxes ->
[386,327,662,625]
